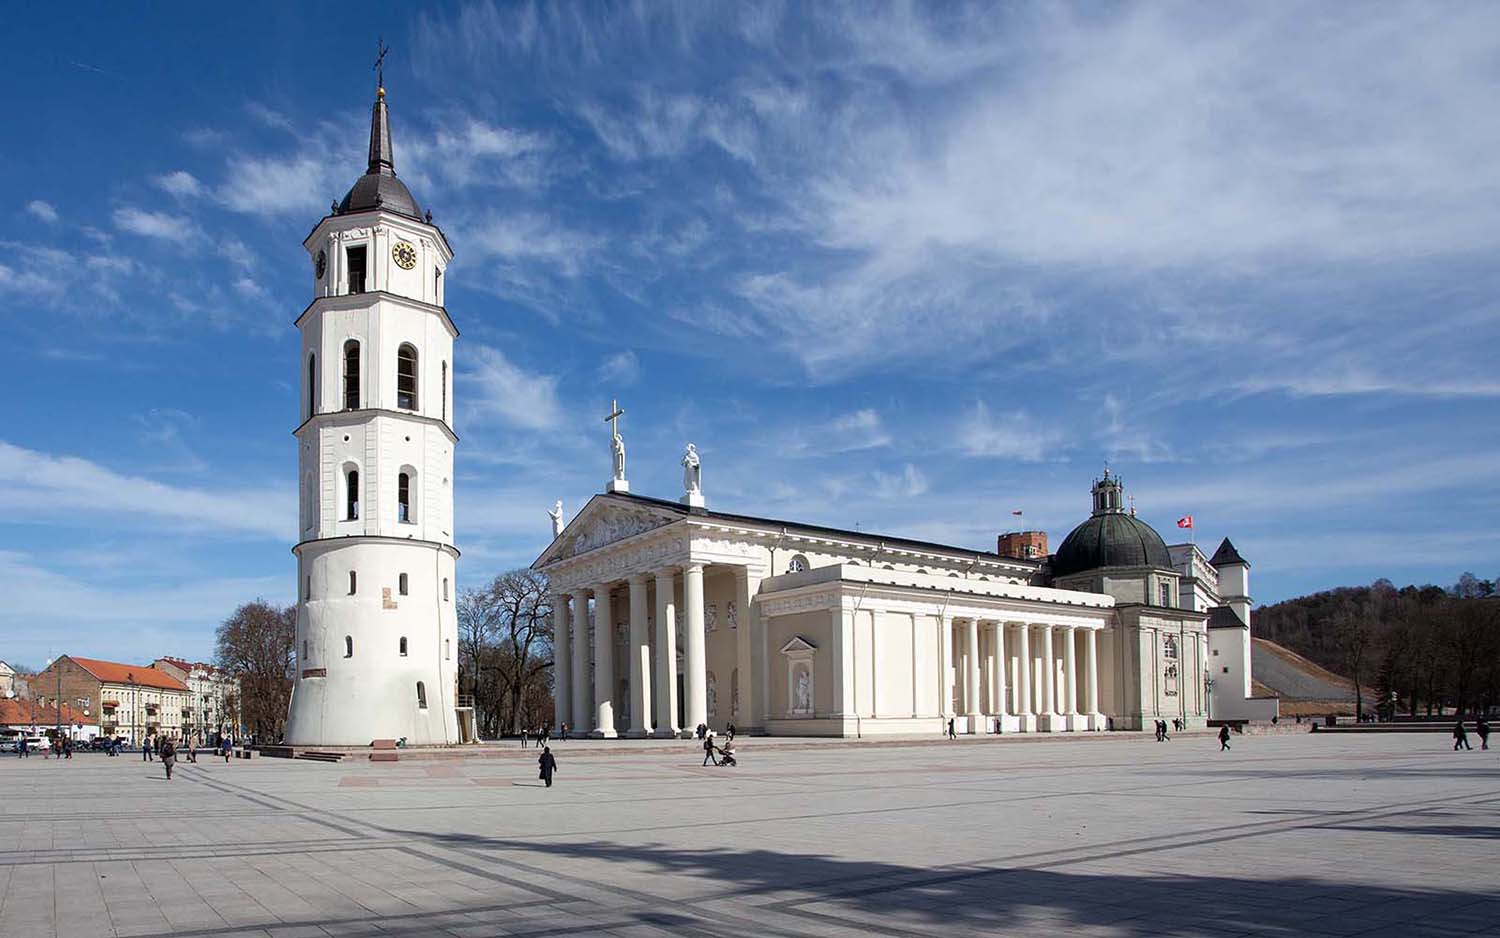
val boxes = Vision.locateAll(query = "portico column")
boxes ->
[1041,626,1057,715]
[1086,627,1102,727]
[653,570,680,738]
[992,623,1012,732]
[939,615,955,722]
[1015,623,1032,718]
[569,589,589,733]
[682,564,708,731]
[552,592,571,729]
[964,619,982,730]
[627,575,651,738]
[733,568,762,734]
[1064,625,1079,727]
[590,585,617,738]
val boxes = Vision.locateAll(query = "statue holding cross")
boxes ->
[604,399,629,492]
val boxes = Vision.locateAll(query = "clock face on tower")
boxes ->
[315,249,326,279]
[392,241,417,270]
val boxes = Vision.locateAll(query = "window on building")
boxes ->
[441,360,448,423]
[787,554,809,574]
[1159,582,1171,607]
[397,344,418,410]
[398,573,408,596]
[434,268,441,303]
[346,245,367,294]
[398,472,412,523]
[344,635,353,658]
[305,576,311,600]
[307,353,317,418]
[343,340,360,409]
[399,636,408,656]
[302,639,309,660]
[416,681,428,709]
[345,468,360,521]
[445,638,451,660]
[349,571,357,595]
[443,578,449,601]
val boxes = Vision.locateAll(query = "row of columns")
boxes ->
[554,564,749,739]
[946,619,1101,731]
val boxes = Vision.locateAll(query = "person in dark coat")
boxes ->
[1218,725,1231,751]
[520,728,529,749]
[538,746,556,787]
[161,738,177,780]
[142,738,152,761]
[702,732,718,766]
[1453,720,1472,751]
[1476,716,1491,750]
[946,718,957,740]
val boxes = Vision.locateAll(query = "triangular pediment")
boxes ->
[534,494,683,567]
[779,635,818,655]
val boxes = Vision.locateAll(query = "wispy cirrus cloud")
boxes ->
[25,200,59,223]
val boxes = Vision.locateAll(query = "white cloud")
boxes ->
[25,200,59,223]
[217,154,333,217]
[959,403,1062,462]
[112,206,197,243]
[461,345,563,431]
[0,440,288,539]
[598,349,640,386]
[873,463,929,499]
[406,119,553,190]
[827,409,892,452]
[153,170,206,198]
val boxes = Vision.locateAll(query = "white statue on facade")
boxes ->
[705,602,718,632]
[706,672,718,718]
[682,443,701,494]
[548,500,564,538]
[794,668,812,713]
[727,600,738,630]
[611,432,626,481]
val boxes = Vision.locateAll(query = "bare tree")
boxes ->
[1335,600,1373,720]
[457,569,553,737]
[214,600,295,741]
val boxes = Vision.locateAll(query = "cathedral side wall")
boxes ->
[764,610,833,721]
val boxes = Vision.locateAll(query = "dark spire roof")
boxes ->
[1210,537,1249,568]
[336,86,423,220]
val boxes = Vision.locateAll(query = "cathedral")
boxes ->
[284,79,1274,745]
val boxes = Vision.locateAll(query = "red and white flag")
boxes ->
[1177,515,1193,529]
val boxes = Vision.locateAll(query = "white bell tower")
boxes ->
[284,76,460,747]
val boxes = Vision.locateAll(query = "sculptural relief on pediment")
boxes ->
[566,507,674,557]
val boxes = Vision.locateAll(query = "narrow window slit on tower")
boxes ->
[343,340,360,409]
[346,468,360,520]
[399,636,408,656]
[398,573,408,595]
[349,571,357,594]
[398,472,412,523]
[344,636,353,658]
[416,681,427,709]
[346,245,367,294]
[397,344,418,410]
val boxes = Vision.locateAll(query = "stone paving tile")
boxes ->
[3,735,1499,937]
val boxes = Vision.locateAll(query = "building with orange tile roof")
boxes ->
[33,655,191,744]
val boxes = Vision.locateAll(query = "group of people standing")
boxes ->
[1452,716,1491,751]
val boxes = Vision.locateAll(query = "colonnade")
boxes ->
[551,563,726,738]
[944,618,1102,732]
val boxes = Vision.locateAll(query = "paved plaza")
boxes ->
[1,733,1496,938]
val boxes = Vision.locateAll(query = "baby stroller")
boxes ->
[717,743,736,767]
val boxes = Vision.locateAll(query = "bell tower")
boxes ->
[284,73,460,747]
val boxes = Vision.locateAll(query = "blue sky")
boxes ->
[4,2,1498,667]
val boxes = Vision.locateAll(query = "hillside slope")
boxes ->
[1251,638,1356,703]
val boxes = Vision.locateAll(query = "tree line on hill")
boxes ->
[1253,572,1500,719]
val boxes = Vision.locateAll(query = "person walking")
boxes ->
[64,738,73,759]
[142,737,151,761]
[538,745,557,788]
[702,731,718,766]
[18,736,27,759]
[222,735,233,763]
[1476,716,1491,751]
[1218,725,1232,752]
[186,736,198,763]
[1453,719,1472,751]
[161,738,177,781]
[946,717,957,740]
[558,722,567,742]
[520,727,529,749]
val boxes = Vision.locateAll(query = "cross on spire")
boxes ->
[603,399,625,438]
[373,38,391,95]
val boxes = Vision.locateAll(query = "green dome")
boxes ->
[1051,512,1172,578]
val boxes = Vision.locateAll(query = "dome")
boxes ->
[1051,511,1172,578]
[338,172,422,219]
[334,88,424,221]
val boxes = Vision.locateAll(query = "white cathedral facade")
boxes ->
[536,469,1278,738]
[283,80,1274,746]
[284,82,462,746]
